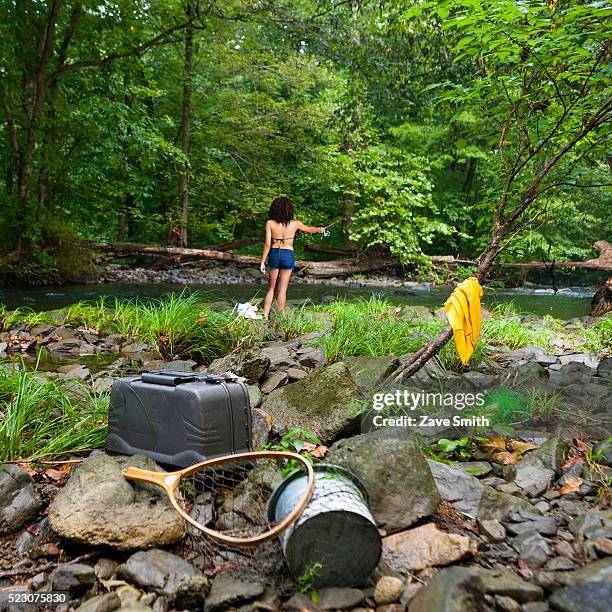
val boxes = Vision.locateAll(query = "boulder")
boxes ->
[0,464,42,534]
[408,567,484,612]
[204,572,265,611]
[428,460,540,521]
[262,362,364,444]
[592,439,612,467]
[382,523,477,572]
[117,549,209,609]
[48,452,185,550]
[344,355,399,391]
[207,350,270,384]
[549,582,611,612]
[556,558,612,587]
[328,431,439,532]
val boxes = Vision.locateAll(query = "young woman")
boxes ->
[260,197,324,320]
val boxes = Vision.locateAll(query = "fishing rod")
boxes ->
[322,216,350,237]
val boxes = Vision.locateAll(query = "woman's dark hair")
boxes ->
[268,197,294,225]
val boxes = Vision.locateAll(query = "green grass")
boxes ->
[577,316,612,351]
[0,360,108,461]
[314,297,440,363]
[272,304,324,340]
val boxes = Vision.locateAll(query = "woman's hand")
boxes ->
[260,260,266,274]
[319,227,325,233]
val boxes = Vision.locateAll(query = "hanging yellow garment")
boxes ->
[444,276,484,365]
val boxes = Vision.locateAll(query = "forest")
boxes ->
[0,0,610,285]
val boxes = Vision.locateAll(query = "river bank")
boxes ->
[0,295,610,611]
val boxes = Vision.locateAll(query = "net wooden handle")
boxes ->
[122,450,315,546]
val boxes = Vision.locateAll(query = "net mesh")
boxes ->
[170,455,301,582]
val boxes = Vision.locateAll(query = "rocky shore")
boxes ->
[0,303,610,611]
[96,261,431,289]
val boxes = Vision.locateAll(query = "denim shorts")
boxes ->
[268,248,295,270]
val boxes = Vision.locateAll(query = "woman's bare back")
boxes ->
[268,220,299,250]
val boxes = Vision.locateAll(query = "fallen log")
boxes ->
[91,241,400,278]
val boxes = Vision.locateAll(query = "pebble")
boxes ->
[374,577,404,605]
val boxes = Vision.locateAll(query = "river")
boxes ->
[0,282,596,319]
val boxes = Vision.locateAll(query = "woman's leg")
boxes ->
[263,269,279,319]
[276,269,293,312]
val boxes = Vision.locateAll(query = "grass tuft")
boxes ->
[0,360,108,462]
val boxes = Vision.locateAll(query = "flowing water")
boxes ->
[0,281,596,319]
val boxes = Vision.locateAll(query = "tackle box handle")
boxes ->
[141,370,196,386]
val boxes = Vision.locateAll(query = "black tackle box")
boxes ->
[106,370,252,467]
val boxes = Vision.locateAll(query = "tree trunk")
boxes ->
[178,4,194,247]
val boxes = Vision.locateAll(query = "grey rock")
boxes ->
[247,383,262,408]
[505,517,558,536]
[469,567,543,603]
[94,558,117,580]
[506,437,569,497]
[50,563,96,594]
[596,357,612,379]
[15,518,53,554]
[260,370,288,393]
[261,344,294,369]
[283,592,319,611]
[427,460,483,517]
[297,347,326,368]
[205,572,265,611]
[117,549,208,608]
[512,532,552,567]
[545,557,578,571]
[344,355,399,391]
[556,558,612,586]
[47,339,97,356]
[57,364,90,379]
[328,430,440,533]
[428,460,540,521]
[76,592,122,612]
[522,603,550,612]
[478,519,506,543]
[48,452,185,550]
[121,341,150,353]
[568,513,603,538]
[398,305,435,321]
[263,362,364,444]
[161,359,196,371]
[287,367,308,381]
[316,587,365,610]
[549,582,612,612]
[495,595,521,612]
[408,567,484,612]
[208,350,270,383]
[0,464,42,534]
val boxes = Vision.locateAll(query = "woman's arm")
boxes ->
[295,221,325,234]
[260,222,272,273]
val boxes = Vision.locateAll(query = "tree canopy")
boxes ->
[0,0,609,283]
